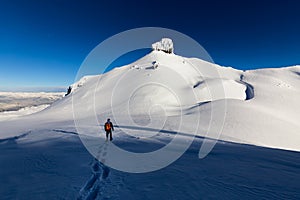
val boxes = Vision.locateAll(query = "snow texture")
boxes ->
[1,129,300,199]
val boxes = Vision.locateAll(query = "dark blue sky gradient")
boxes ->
[104,49,152,73]
[1,0,300,90]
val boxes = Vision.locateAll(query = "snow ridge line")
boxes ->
[77,142,110,200]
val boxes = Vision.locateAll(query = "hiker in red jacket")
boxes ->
[104,118,114,141]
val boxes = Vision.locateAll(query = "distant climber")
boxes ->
[65,86,72,96]
[104,118,114,141]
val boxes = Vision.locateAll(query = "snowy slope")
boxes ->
[1,45,300,199]
[1,50,300,152]
[76,51,300,151]
[1,130,300,199]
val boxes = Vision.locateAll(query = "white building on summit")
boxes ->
[151,38,174,54]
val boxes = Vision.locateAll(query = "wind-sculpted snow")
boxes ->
[239,74,254,100]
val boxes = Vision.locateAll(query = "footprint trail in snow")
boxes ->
[78,141,123,200]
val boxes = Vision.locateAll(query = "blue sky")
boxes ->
[0,0,300,91]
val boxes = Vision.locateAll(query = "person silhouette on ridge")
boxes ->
[104,118,114,141]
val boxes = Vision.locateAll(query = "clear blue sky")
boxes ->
[1,0,300,91]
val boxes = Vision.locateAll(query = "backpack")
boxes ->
[105,122,111,131]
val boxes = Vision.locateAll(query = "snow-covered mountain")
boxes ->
[69,50,300,152]
[1,40,300,199]
[1,45,300,152]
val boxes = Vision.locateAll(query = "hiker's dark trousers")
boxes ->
[106,130,112,141]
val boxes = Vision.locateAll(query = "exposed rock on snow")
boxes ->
[152,61,159,69]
